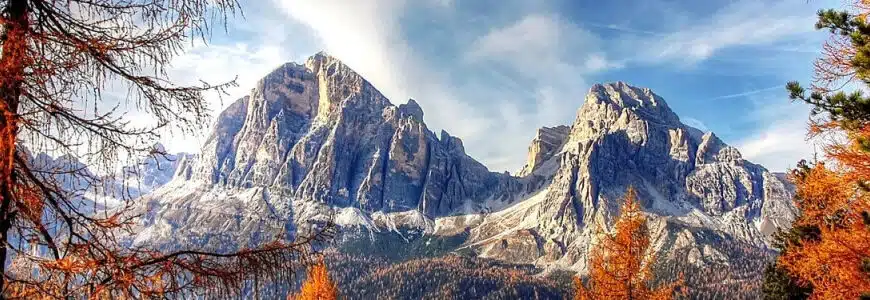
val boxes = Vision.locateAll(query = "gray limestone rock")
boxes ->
[128,55,797,274]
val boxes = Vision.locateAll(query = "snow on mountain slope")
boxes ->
[15,142,192,212]
[129,53,797,273]
[430,83,797,270]
[116,143,193,199]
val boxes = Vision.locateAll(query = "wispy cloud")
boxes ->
[579,21,666,36]
[466,14,621,76]
[736,96,818,172]
[461,13,622,171]
[629,0,820,65]
[146,0,830,174]
[683,117,710,132]
[708,85,783,100]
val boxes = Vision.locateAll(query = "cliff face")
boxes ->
[516,125,571,177]
[435,82,796,269]
[175,53,518,216]
[130,54,797,271]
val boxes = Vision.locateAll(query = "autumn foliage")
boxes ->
[290,259,338,300]
[776,161,870,299]
[0,0,331,298]
[772,91,870,299]
[575,187,681,300]
[763,0,870,299]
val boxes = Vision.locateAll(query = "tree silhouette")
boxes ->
[0,0,331,298]
[575,187,681,300]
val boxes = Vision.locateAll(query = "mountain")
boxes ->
[114,143,193,200]
[433,82,797,270]
[15,143,191,211]
[128,53,797,282]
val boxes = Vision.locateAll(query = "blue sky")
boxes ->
[158,0,842,172]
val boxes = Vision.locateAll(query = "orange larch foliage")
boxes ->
[773,0,870,297]
[290,259,339,300]
[575,187,681,300]
[0,0,334,297]
[777,126,870,299]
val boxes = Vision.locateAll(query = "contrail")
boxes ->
[709,85,783,100]
[581,21,666,36]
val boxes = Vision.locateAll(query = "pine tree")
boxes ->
[290,259,339,300]
[761,221,815,300]
[763,0,870,298]
[575,187,681,300]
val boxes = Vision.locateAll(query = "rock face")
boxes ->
[130,54,797,272]
[16,143,191,210]
[516,125,570,177]
[119,143,193,198]
[438,82,797,270]
[131,53,523,248]
[181,53,516,214]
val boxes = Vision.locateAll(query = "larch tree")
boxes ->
[289,258,338,300]
[0,0,331,298]
[575,187,681,300]
[762,0,870,299]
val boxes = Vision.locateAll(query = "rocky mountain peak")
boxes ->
[438,129,465,153]
[131,59,797,278]
[582,81,681,127]
[399,99,424,121]
[502,81,797,259]
[303,51,331,71]
[159,52,519,221]
[517,125,571,177]
[588,82,665,109]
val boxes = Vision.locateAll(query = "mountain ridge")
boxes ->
[128,52,796,276]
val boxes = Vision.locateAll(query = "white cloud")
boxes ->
[427,0,453,8]
[683,117,709,132]
[584,54,623,73]
[635,0,820,64]
[154,41,300,154]
[467,14,621,76]
[273,0,519,168]
[467,14,561,67]
[272,0,409,102]
[736,98,818,172]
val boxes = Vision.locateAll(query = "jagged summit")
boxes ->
[582,81,681,126]
[399,99,424,121]
[152,52,512,224]
[516,125,570,177]
[469,80,796,269]
[129,57,797,276]
[588,82,669,109]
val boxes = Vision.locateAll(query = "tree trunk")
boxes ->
[0,0,29,295]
